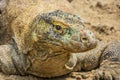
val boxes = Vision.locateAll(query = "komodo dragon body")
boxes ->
[0,0,120,79]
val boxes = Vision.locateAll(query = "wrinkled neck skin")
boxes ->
[30,40,70,61]
[10,36,71,76]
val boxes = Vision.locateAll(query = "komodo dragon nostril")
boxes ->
[81,37,88,43]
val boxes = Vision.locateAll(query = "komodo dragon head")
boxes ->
[28,10,97,54]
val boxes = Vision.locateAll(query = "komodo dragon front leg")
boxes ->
[0,45,27,75]
[65,41,120,80]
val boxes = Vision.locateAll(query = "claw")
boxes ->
[65,64,74,70]
[65,53,77,70]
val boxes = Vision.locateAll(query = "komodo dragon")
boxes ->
[0,0,120,80]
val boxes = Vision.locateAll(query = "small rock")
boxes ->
[67,0,73,3]
[96,2,103,8]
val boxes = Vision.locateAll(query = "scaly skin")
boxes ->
[0,0,97,77]
[66,41,120,80]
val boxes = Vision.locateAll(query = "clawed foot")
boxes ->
[65,54,77,70]
[69,68,120,80]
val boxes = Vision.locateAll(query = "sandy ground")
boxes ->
[0,0,120,80]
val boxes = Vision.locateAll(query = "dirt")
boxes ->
[0,0,120,80]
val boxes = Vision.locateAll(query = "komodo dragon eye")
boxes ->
[55,25,62,30]
[53,24,64,35]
